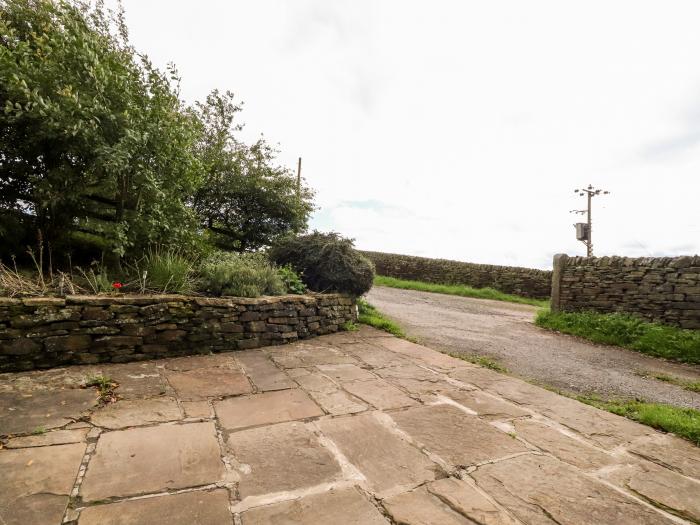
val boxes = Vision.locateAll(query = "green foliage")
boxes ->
[374,276,549,308]
[198,251,285,297]
[340,320,359,332]
[277,264,306,295]
[0,0,203,260]
[357,299,406,338]
[192,91,314,252]
[270,232,375,296]
[76,264,112,294]
[137,248,197,294]
[84,374,118,404]
[635,371,700,393]
[449,353,509,373]
[576,395,700,446]
[535,310,700,364]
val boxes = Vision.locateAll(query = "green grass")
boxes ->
[449,353,509,373]
[576,395,700,446]
[535,310,700,364]
[374,275,549,308]
[635,371,700,393]
[357,298,413,340]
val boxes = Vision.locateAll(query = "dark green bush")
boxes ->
[198,252,284,297]
[269,232,375,296]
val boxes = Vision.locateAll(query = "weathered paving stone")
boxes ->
[603,460,700,522]
[0,388,96,435]
[342,342,410,368]
[0,443,86,525]
[240,487,388,524]
[391,404,527,467]
[289,368,366,415]
[511,419,615,470]
[374,364,460,395]
[341,379,417,410]
[628,433,700,479]
[89,397,182,429]
[227,421,342,498]
[215,389,323,431]
[6,427,88,448]
[373,336,474,371]
[181,400,212,418]
[268,345,358,368]
[383,478,519,525]
[107,362,169,399]
[166,368,252,400]
[162,353,236,371]
[80,422,224,501]
[318,412,441,497]
[316,363,376,382]
[445,390,529,420]
[471,454,675,525]
[235,350,296,391]
[78,489,233,525]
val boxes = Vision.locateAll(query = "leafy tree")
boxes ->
[192,90,314,252]
[0,0,203,263]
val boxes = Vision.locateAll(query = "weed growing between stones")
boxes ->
[84,375,119,405]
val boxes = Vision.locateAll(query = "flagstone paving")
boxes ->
[1,325,699,524]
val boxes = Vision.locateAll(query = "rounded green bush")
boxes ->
[269,232,375,296]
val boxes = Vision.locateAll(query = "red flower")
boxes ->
[112,282,123,289]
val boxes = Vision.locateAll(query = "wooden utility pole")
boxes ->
[570,185,609,257]
[296,157,302,199]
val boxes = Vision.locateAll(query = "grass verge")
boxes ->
[449,353,509,373]
[576,395,700,446]
[635,371,700,393]
[357,298,415,341]
[374,275,549,308]
[535,310,700,364]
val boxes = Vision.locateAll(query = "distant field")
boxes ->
[373,275,549,308]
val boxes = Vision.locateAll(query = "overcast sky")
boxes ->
[113,0,700,269]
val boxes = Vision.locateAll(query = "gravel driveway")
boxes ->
[367,286,700,409]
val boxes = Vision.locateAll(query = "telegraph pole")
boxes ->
[570,185,609,257]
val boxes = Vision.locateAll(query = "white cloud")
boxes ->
[111,0,700,269]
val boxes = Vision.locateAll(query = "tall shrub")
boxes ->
[269,232,374,296]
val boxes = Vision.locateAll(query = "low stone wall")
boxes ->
[361,250,552,299]
[552,254,700,329]
[0,294,356,372]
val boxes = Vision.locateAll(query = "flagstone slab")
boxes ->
[215,389,323,431]
[78,489,232,525]
[0,442,86,525]
[240,487,388,524]
[235,351,295,391]
[162,353,237,371]
[628,434,700,480]
[373,336,474,371]
[391,404,527,467]
[80,422,223,501]
[89,397,182,429]
[268,346,358,368]
[227,421,342,498]
[0,388,96,435]
[181,400,212,418]
[445,390,529,420]
[342,342,410,368]
[108,362,170,399]
[290,368,367,415]
[511,419,615,470]
[341,379,417,410]
[6,427,89,448]
[471,454,675,525]
[165,368,252,400]
[603,460,700,522]
[316,363,376,382]
[383,478,519,525]
[318,413,441,496]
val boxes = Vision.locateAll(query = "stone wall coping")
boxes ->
[0,292,350,308]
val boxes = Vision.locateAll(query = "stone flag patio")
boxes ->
[1,326,699,524]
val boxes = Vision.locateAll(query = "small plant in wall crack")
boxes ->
[83,375,119,405]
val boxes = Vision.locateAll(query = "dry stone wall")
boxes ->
[552,254,700,329]
[361,251,552,299]
[0,294,356,372]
